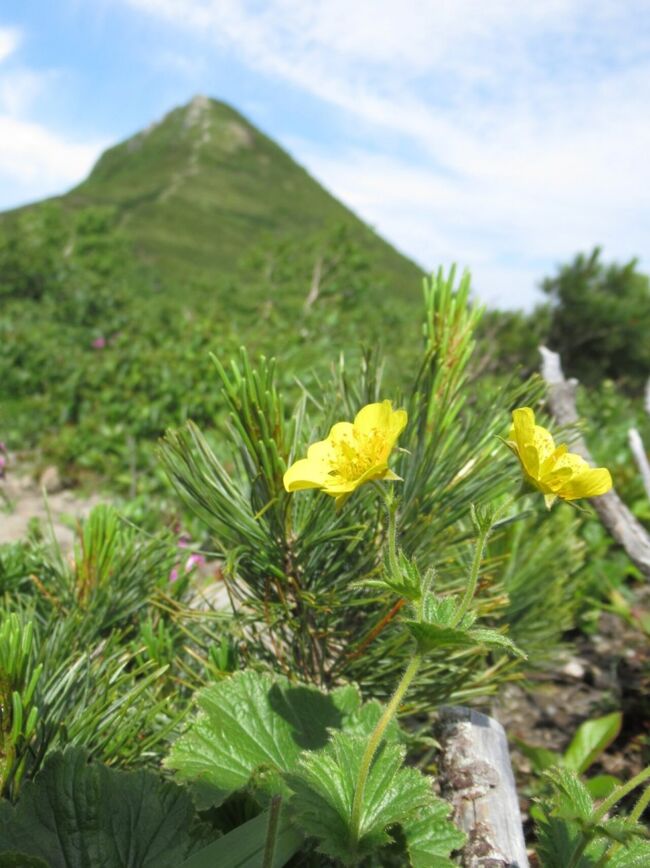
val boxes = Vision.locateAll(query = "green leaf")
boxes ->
[468,627,527,659]
[180,807,302,868]
[405,621,480,651]
[563,712,622,774]
[606,838,650,867]
[401,799,466,867]
[420,595,469,627]
[534,813,604,868]
[514,738,560,773]
[405,621,526,659]
[594,817,648,846]
[0,856,49,868]
[544,768,595,822]
[534,768,608,868]
[288,731,459,864]
[585,774,621,800]
[166,670,363,806]
[0,748,212,868]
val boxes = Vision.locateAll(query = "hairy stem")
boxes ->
[450,526,489,628]
[262,795,283,868]
[596,783,650,867]
[348,653,422,851]
[629,783,650,824]
[569,765,650,868]
[592,765,650,825]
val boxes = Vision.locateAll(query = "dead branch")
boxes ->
[539,346,650,578]
[628,428,650,501]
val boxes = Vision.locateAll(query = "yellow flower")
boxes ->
[283,400,408,508]
[506,407,612,508]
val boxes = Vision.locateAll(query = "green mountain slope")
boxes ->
[60,95,422,301]
[0,96,428,491]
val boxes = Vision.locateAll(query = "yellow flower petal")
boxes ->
[540,443,568,475]
[283,400,407,503]
[283,457,331,491]
[386,409,408,448]
[510,408,537,477]
[558,467,613,500]
[540,465,574,493]
[532,424,556,468]
[511,407,535,447]
[506,407,613,506]
[325,421,355,443]
[354,400,392,433]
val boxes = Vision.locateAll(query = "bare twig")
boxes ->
[628,428,650,501]
[539,346,650,578]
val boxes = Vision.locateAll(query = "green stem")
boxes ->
[568,766,650,868]
[597,784,650,867]
[387,500,400,579]
[262,794,283,868]
[349,653,422,852]
[629,783,650,824]
[592,765,650,825]
[450,527,488,628]
[374,483,400,580]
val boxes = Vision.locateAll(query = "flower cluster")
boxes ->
[283,401,613,511]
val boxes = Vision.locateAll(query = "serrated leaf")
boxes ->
[342,697,402,743]
[401,798,466,867]
[563,712,622,774]
[420,595,469,627]
[405,621,525,659]
[594,817,648,846]
[180,806,302,868]
[468,628,527,658]
[0,748,211,868]
[534,813,604,868]
[606,838,650,867]
[405,621,478,651]
[544,768,595,822]
[288,731,452,864]
[166,670,363,806]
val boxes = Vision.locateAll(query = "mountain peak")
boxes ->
[58,97,420,293]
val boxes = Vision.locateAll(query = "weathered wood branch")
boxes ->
[437,706,529,868]
[628,428,650,501]
[539,345,650,578]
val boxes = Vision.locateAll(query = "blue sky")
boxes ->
[1,0,649,309]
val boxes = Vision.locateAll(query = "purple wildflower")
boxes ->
[185,553,206,573]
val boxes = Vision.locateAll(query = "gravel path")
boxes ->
[0,459,103,550]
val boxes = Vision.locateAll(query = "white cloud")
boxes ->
[0,116,107,209]
[0,29,107,209]
[0,67,54,116]
[0,26,20,64]
[117,0,650,307]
